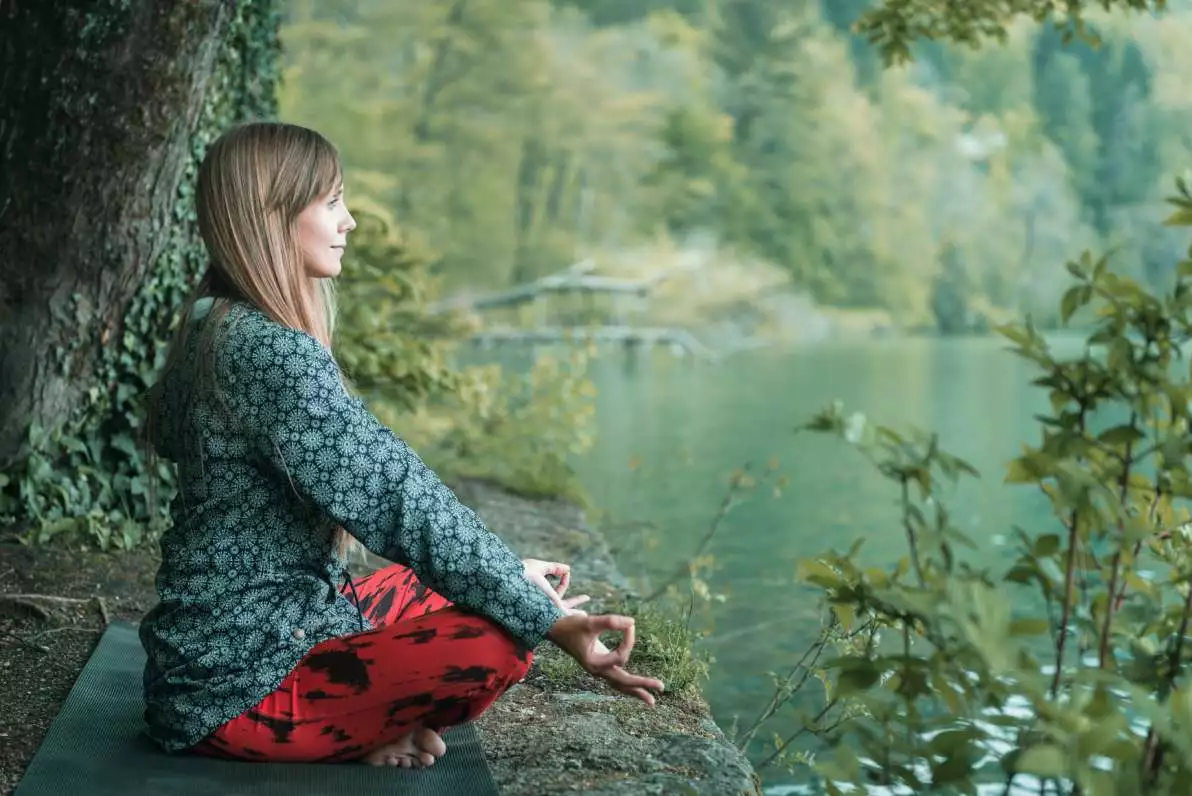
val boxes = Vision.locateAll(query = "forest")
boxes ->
[281,0,1192,337]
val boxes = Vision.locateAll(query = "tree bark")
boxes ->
[0,0,234,466]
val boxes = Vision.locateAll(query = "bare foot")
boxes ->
[361,727,447,769]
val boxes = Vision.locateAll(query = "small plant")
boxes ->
[609,597,712,696]
[773,177,1192,794]
[386,344,599,506]
[532,596,712,698]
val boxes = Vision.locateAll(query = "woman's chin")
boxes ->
[306,262,342,279]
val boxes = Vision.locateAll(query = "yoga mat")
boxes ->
[14,621,499,795]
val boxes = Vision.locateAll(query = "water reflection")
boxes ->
[571,334,1091,780]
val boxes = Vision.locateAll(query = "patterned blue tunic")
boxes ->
[139,300,564,752]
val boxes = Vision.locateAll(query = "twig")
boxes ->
[1114,491,1163,613]
[2,628,50,653]
[0,628,85,673]
[900,478,926,587]
[1051,410,1088,699]
[1144,571,1192,782]
[27,626,100,641]
[754,697,839,770]
[94,596,111,626]
[0,597,51,621]
[1,593,95,606]
[1099,411,1137,669]
[642,466,751,603]
[1,593,108,623]
[735,623,833,751]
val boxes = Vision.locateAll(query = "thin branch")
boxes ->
[1099,410,1137,669]
[1051,410,1088,698]
[642,466,750,603]
[1051,508,1081,698]
[735,620,838,751]
[0,593,96,605]
[900,478,926,587]
[754,697,840,770]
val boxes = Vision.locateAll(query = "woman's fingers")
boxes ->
[603,665,665,695]
[598,667,664,706]
[541,562,570,597]
[524,559,573,598]
[563,594,590,610]
[625,687,654,707]
[553,564,570,597]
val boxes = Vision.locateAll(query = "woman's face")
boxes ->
[296,182,356,279]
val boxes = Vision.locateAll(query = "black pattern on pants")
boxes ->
[191,564,533,762]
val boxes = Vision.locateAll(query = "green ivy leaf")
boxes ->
[1015,744,1068,778]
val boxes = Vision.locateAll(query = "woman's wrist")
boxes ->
[546,612,579,645]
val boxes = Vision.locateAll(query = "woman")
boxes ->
[139,121,663,769]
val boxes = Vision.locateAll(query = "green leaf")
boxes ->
[797,559,845,589]
[1060,284,1092,323]
[835,661,882,696]
[1015,744,1068,778]
[1033,534,1061,557]
[1008,617,1051,637]
[110,434,138,458]
[1162,207,1192,227]
[1097,425,1144,446]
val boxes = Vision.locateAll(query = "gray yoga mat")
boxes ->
[15,620,499,795]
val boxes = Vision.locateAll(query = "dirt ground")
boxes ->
[0,480,760,795]
[0,537,160,796]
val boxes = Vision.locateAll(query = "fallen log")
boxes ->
[468,325,717,360]
[426,258,696,316]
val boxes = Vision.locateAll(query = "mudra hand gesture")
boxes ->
[522,558,665,707]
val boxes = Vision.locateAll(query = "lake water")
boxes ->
[554,333,1096,789]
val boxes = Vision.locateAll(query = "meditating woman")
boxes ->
[138,121,663,768]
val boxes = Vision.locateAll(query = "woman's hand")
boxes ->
[547,613,665,707]
[523,558,590,615]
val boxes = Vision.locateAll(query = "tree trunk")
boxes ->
[0,0,235,467]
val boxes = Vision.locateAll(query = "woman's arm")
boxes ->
[217,311,565,649]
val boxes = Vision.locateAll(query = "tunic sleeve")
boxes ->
[216,312,564,649]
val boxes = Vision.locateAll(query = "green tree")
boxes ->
[856,0,1168,65]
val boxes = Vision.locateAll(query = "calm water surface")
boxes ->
[576,334,1101,785]
[475,333,1092,788]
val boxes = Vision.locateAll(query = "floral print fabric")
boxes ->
[139,301,563,753]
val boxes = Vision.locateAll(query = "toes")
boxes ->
[418,752,436,767]
[415,727,448,757]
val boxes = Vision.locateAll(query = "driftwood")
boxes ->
[426,258,694,316]
[429,258,722,359]
[470,325,717,360]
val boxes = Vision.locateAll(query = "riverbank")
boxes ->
[0,478,761,795]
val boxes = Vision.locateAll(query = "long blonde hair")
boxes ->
[146,121,352,557]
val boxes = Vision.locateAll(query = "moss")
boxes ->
[610,598,710,697]
[530,598,710,700]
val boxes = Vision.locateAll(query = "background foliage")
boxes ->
[280,0,1192,335]
[759,181,1192,793]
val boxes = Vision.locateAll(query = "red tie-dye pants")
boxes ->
[190,563,533,762]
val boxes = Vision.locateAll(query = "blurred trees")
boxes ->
[279,0,1192,334]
